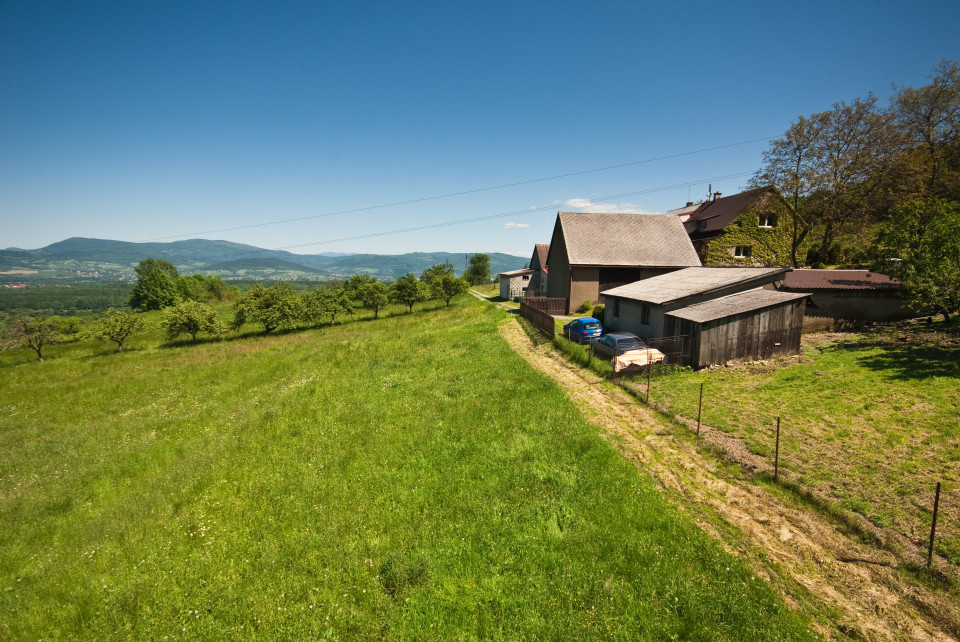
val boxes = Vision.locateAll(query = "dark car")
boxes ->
[590,332,648,358]
[562,317,602,343]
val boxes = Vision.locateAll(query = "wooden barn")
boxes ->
[600,267,809,368]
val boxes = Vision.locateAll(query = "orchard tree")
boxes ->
[431,274,468,306]
[343,274,377,301]
[421,263,455,289]
[359,281,390,319]
[390,273,429,313]
[303,286,354,325]
[874,199,960,322]
[232,282,304,333]
[464,254,491,285]
[85,308,145,352]
[162,300,226,341]
[2,316,60,361]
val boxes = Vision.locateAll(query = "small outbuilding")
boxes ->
[601,267,809,368]
[781,269,910,324]
[498,268,537,300]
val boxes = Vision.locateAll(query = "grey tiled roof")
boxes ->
[600,267,788,304]
[557,212,700,267]
[667,290,809,323]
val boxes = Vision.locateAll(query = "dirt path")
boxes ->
[499,317,958,641]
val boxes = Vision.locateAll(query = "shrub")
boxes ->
[591,304,605,319]
[576,300,593,314]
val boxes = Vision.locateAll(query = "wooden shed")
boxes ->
[663,290,809,368]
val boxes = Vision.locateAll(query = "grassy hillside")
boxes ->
[0,299,815,639]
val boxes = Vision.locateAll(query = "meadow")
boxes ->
[0,296,816,639]
[614,325,960,569]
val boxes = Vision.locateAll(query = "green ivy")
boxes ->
[703,197,818,267]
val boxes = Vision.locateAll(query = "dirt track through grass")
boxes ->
[499,317,959,641]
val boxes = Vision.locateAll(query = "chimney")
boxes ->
[685,201,694,207]
[713,192,721,201]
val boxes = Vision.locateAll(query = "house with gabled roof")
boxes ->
[545,212,701,313]
[601,267,808,368]
[670,186,809,267]
[527,243,550,296]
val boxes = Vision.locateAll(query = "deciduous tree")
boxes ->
[3,317,60,361]
[464,254,491,285]
[162,300,226,341]
[130,259,182,310]
[390,273,429,313]
[85,308,145,352]
[359,281,389,319]
[873,199,960,322]
[232,282,304,333]
[431,274,468,306]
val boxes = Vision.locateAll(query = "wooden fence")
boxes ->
[519,299,557,337]
[523,297,568,316]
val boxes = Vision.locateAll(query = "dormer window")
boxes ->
[759,213,777,228]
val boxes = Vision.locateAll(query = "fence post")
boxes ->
[696,382,703,436]
[928,481,942,568]
[646,361,652,403]
[774,415,781,482]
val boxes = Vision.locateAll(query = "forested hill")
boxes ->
[0,237,527,283]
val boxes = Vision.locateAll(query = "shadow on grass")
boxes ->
[826,339,960,380]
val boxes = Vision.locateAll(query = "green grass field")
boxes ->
[626,325,960,567]
[0,297,818,639]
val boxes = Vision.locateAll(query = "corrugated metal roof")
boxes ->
[667,290,809,323]
[498,268,537,277]
[601,267,788,304]
[557,212,700,267]
[783,269,901,291]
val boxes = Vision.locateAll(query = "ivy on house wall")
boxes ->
[703,193,819,267]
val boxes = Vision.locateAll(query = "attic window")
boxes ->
[696,220,707,231]
[759,213,777,228]
[734,246,752,258]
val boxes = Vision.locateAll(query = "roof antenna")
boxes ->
[707,184,712,201]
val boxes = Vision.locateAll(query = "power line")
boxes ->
[136,136,771,243]
[272,171,755,251]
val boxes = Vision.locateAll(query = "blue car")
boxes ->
[562,317,602,343]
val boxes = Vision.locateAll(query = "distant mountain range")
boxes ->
[0,237,528,283]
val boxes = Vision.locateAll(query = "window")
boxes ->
[641,304,651,325]
[697,220,707,231]
[734,246,752,258]
[522,275,529,281]
[613,299,621,318]
[759,213,777,228]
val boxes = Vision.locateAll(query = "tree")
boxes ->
[129,259,182,311]
[891,59,960,201]
[873,199,960,322]
[389,273,429,313]
[162,300,226,341]
[232,282,304,333]
[342,274,376,301]
[421,263,455,288]
[2,316,60,361]
[359,281,390,319]
[464,254,491,285]
[84,308,145,352]
[751,115,819,267]
[430,274,468,306]
[303,286,354,325]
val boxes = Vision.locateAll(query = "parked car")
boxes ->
[590,332,648,358]
[563,317,602,343]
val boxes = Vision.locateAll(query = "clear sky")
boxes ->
[3,0,959,256]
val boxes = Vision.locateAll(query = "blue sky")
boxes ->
[3,0,959,256]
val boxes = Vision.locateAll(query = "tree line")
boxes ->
[2,259,473,361]
[754,59,960,320]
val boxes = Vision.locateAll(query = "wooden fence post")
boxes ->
[696,382,703,436]
[928,481,942,568]
[774,415,781,482]
[646,361,652,403]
